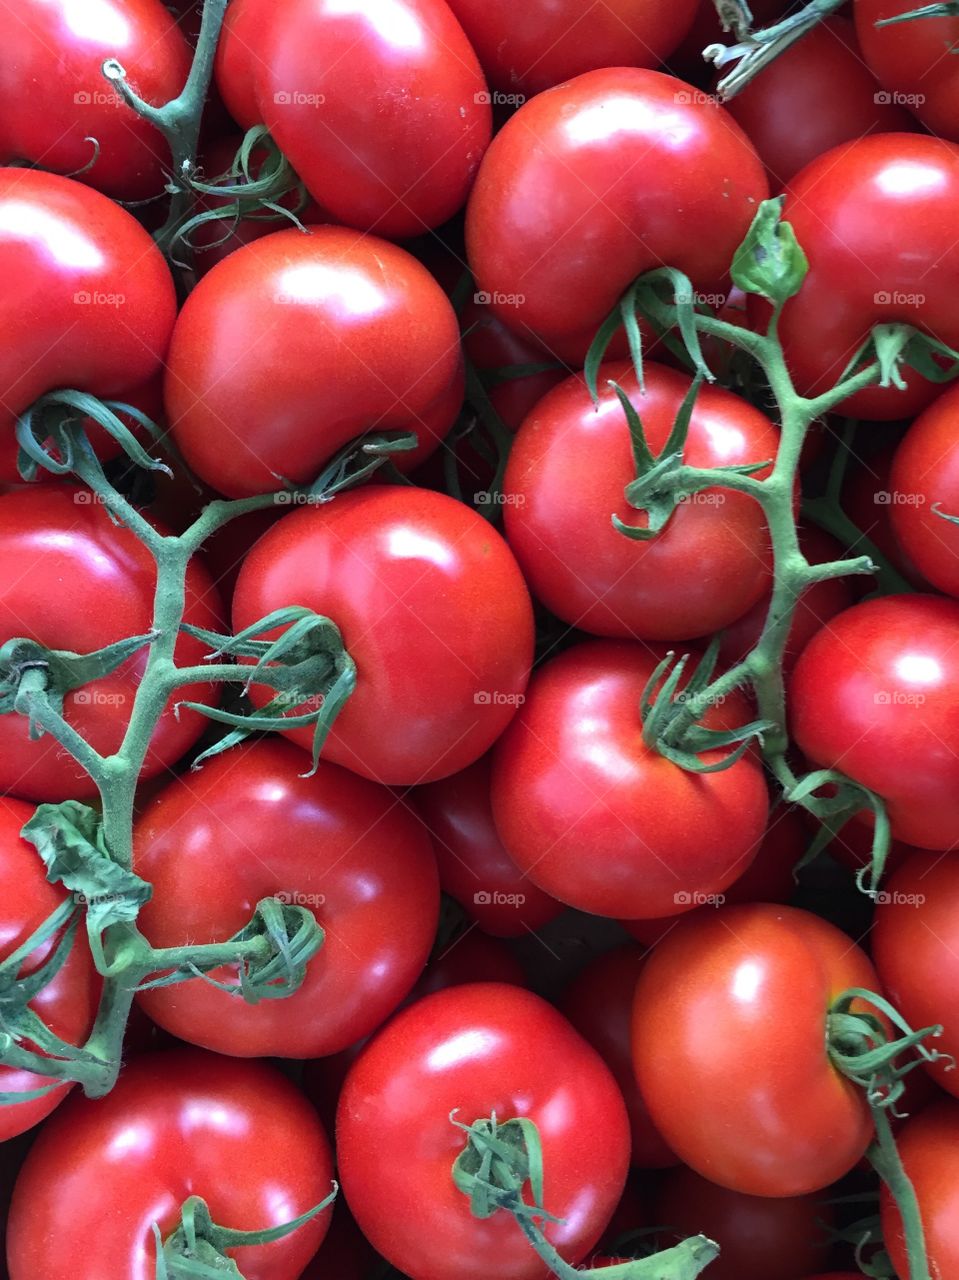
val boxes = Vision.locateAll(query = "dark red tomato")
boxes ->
[215,0,491,236]
[0,0,190,200]
[772,135,959,420]
[490,640,769,920]
[632,904,882,1195]
[890,381,959,597]
[723,19,912,187]
[653,1165,836,1280]
[0,169,176,483]
[561,946,677,1169]
[856,0,959,140]
[6,1050,334,1280]
[233,485,534,786]
[824,815,919,881]
[503,361,776,640]
[413,756,563,937]
[134,739,439,1058]
[790,595,959,850]
[337,983,630,1280]
[0,487,220,802]
[881,1099,959,1279]
[0,797,98,1141]
[444,0,697,94]
[842,441,928,587]
[460,298,565,432]
[166,226,464,497]
[465,68,768,363]
[300,1201,382,1280]
[200,507,278,610]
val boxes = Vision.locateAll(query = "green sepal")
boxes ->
[16,390,169,482]
[731,196,808,306]
[876,1,959,23]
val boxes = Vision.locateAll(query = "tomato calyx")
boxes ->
[16,389,170,483]
[848,324,959,398]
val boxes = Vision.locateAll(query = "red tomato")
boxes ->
[842,441,928,587]
[723,19,912,187]
[215,0,491,236]
[773,135,959,420]
[233,485,534,786]
[490,639,769,920]
[633,905,883,1196]
[0,797,98,1141]
[413,756,563,937]
[0,487,220,802]
[503,361,776,640]
[856,0,959,140]
[0,0,190,200]
[460,298,565,432]
[444,0,698,95]
[790,595,959,851]
[880,1098,959,1279]
[6,1050,334,1280]
[166,226,464,497]
[653,1165,836,1279]
[337,983,630,1280]
[824,815,919,881]
[890,382,959,597]
[465,68,768,363]
[667,0,788,85]
[0,169,176,483]
[133,740,439,1058]
[300,1201,382,1280]
[561,946,677,1169]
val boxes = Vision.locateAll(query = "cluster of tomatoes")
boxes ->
[4,0,959,1278]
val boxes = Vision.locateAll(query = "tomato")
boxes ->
[444,0,698,95]
[337,983,630,1280]
[133,739,438,1058]
[0,0,190,200]
[465,68,768,364]
[215,0,491,237]
[460,298,565,432]
[773,135,959,420]
[166,226,464,498]
[503,361,775,640]
[856,0,959,140]
[842,440,928,587]
[490,639,769,920]
[653,1165,836,1279]
[825,816,919,881]
[633,905,883,1196]
[0,169,176,483]
[413,756,563,937]
[889,381,959,597]
[6,1050,334,1280]
[0,796,98,1141]
[790,595,959,850]
[880,1098,959,1279]
[561,946,677,1169]
[300,1201,382,1280]
[723,19,913,187]
[0,487,220,802]
[233,485,534,786]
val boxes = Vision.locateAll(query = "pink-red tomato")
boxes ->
[856,0,959,140]
[166,226,464,497]
[880,1099,959,1279]
[337,983,630,1280]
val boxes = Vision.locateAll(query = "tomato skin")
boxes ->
[490,640,769,920]
[233,485,534,786]
[633,905,881,1196]
[465,68,768,364]
[0,487,220,802]
[503,361,775,640]
[133,739,438,1058]
[0,797,98,1141]
[856,0,959,140]
[0,169,176,483]
[337,983,630,1280]
[772,135,959,420]
[880,1099,959,1279]
[790,595,959,850]
[166,226,464,498]
[215,0,491,237]
[6,1050,334,1280]
[842,441,928,587]
[460,299,565,433]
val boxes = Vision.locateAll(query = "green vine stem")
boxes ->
[703,0,846,97]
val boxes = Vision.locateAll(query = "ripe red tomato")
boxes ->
[133,739,439,1058]
[6,1050,334,1280]
[889,382,959,597]
[773,135,959,420]
[460,298,565,432]
[0,796,98,1142]
[503,361,776,640]
[466,67,768,363]
[0,169,176,483]
[215,0,491,236]
[632,904,881,1195]
[233,485,534,786]
[880,1098,959,1279]
[337,983,630,1280]
[0,487,220,802]
[166,226,464,497]
[790,595,959,850]
[490,639,769,920]
[856,0,959,140]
